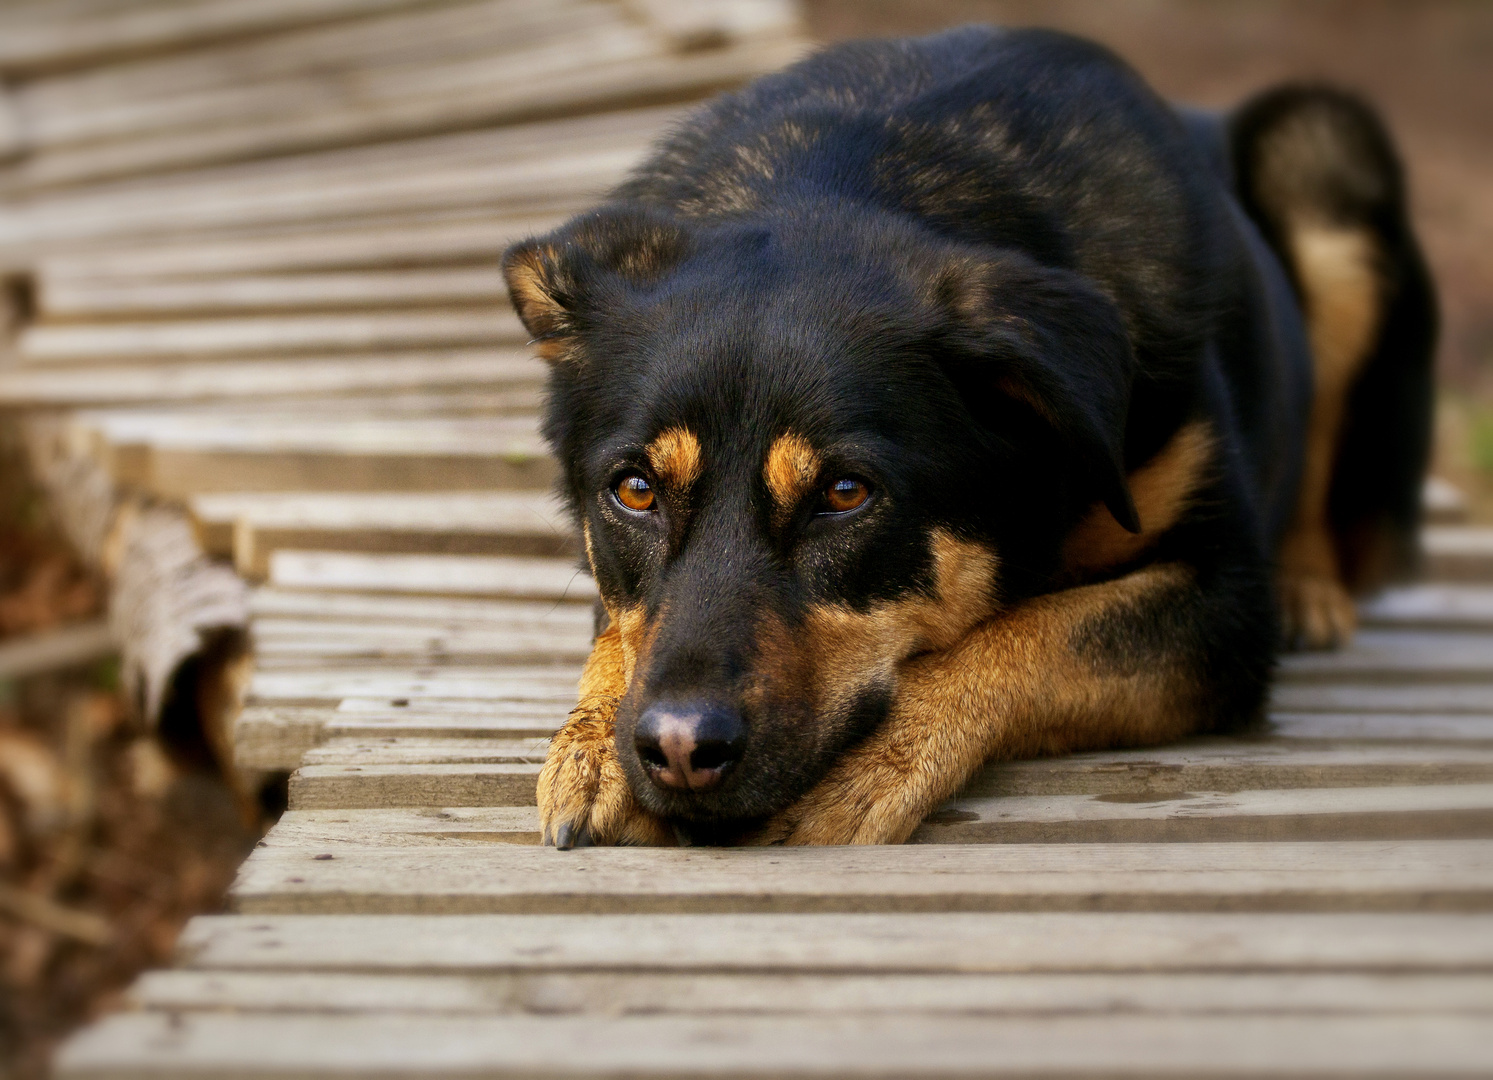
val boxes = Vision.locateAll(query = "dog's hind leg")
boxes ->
[1231,87,1437,649]
[750,560,1272,846]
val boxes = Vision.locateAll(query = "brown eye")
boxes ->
[615,473,655,512]
[824,478,870,514]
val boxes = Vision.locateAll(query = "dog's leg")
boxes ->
[1276,223,1381,649]
[752,562,1241,846]
[537,624,673,847]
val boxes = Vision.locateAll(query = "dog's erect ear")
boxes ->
[934,251,1141,533]
[502,209,692,362]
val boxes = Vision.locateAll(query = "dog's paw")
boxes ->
[537,712,673,848]
[747,757,925,846]
[1279,572,1357,651]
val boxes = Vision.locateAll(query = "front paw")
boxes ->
[1279,572,1357,651]
[537,711,673,848]
[747,759,923,846]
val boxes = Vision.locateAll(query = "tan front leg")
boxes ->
[537,624,673,847]
[1278,224,1382,649]
[751,564,1205,846]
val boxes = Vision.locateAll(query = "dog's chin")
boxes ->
[619,752,816,842]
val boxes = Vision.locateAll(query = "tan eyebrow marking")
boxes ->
[646,426,703,492]
[763,431,822,527]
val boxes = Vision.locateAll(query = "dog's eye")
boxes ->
[614,473,656,512]
[823,478,870,514]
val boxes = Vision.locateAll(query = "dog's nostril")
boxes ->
[689,740,736,772]
[636,742,669,771]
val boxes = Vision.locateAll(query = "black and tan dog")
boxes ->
[502,27,1436,847]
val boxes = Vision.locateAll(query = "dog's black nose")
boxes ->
[634,701,745,792]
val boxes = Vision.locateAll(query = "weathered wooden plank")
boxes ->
[290,762,541,809]
[237,703,1493,775]
[16,32,805,190]
[246,589,595,626]
[39,267,510,317]
[267,552,597,601]
[1423,526,1493,583]
[235,706,346,772]
[248,663,583,705]
[0,0,433,75]
[1266,712,1493,742]
[189,490,574,574]
[253,620,593,662]
[1271,683,1493,714]
[302,736,550,765]
[56,1010,1493,1079]
[1424,476,1469,524]
[1360,584,1493,630]
[175,910,1493,973]
[263,783,1493,848]
[0,111,664,250]
[0,349,540,406]
[230,840,1493,914]
[237,705,1493,775]
[18,0,598,144]
[1276,629,1493,683]
[283,734,1493,808]
[88,415,554,496]
[966,742,1493,797]
[235,703,568,770]
[20,309,526,363]
[127,967,1493,1019]
[912,785,1493,844]
[264,807,542,847]
[36,209,561,278]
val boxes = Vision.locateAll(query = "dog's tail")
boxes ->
[1229,85,1437,592]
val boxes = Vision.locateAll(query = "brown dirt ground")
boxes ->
[0,423,256,1080]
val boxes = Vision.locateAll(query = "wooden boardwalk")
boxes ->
[0,1,1488,1075]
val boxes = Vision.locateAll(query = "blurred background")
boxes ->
[0,1,1486,1075]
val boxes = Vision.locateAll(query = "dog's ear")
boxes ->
[934,251,1141,534]
[502,208,692,362]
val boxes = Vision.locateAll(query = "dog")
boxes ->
[501,26,1436,847]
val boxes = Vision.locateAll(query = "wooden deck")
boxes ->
[0,1,1489,1075]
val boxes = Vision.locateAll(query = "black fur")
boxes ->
[504,27,1434,833]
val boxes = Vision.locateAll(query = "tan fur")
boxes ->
[798,531,1000,721]
[646,427,704,494]
[763,432,822,527]
[750,563,1203,845]
[1277,224,1382,648]
[535,623,674,847]
[1062,420,1216,579]
[504,244,572,363]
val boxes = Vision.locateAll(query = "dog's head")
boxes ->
[503,206,1138,838]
